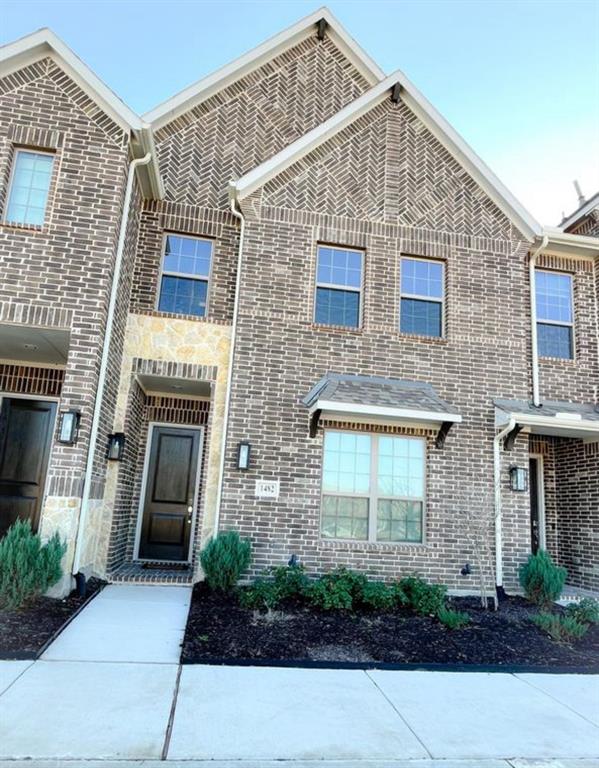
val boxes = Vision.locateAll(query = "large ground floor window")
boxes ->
[320,430,425,543]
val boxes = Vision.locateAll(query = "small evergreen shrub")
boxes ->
[0,519,66,609]
[358,580,397,611]
[200,530,251,592]
[271,563,309,600]
[239,564,308,612]
[306,567,367,611]
[400,576,447,616]
[532,612,588,643]
[566,597,599,626]
[437,605,470,629]
[518,550,567,608]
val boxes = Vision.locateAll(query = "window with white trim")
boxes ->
[321,431,425,543]
[314,245,363,328]
[4,149,54,226]
[400,256,444,337]
[158,234,212,318]
[535,269,574,359]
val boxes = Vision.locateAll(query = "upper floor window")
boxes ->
[314,245,363,328]
[400,256,444,337]
[4,150,54,226]
[321,430,425,543]
[536,270,573,359]
[158,234,212,318]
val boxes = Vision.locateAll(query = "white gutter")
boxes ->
[213,182,246,536]
[493,417,515,589]
[529,235,548,407]
[311,400,462,424]
[72,152,152,576]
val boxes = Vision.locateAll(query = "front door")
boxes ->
[139,425,201,561]
[529,457,541,554]
[0,397,57,537]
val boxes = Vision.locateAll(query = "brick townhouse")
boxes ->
[0,8,597,597]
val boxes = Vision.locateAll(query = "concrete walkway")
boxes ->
[0,584,597,763]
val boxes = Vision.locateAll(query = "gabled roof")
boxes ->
[143,7,385,131]
[0,28,163,198]
[559,191,599,231]
[231,69,544,241]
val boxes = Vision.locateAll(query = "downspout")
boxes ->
[71,152,152,579]
[213,183,245,535]
[529,235,549,406]
[493,417,515,596]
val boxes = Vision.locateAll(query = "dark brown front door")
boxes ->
[139,425,201,561]
[0,397,57,537]
[529,457,540,554]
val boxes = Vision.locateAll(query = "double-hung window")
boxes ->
[400,256,444,337]
[4,149,54,226]
[158,234,212,318]
[314,245,363,328]
[321,431,425,543]
[535,270,574,359]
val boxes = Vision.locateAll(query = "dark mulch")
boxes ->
[182,583,599,671]
[0,578,105,659]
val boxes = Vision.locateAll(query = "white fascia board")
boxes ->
[538,227,599,259]
[311,399,462,424]
[234,74,396,199]
[559,192,599,230]
[233,64,543,241]
[0,29,143,132]
[144,7,384,130]
[496,409,599,435]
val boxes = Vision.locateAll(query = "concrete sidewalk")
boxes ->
[0,584,596,762]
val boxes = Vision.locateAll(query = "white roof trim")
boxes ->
[495,409,599,438]
[232,69,543,241]
[143,7,384,130]
[0,28,142,132]
[539,227,599,258]
[559,191,599,230]
[311,399,462,425]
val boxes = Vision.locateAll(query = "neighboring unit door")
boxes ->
[0,397,57,537]
[139,426,201,561]
[529,457,540,554]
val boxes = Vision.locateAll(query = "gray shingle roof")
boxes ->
[495,398,599,422]
[302,374,460,416]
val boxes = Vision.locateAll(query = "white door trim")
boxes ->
[530,453,546,551]
[133,421,204,564]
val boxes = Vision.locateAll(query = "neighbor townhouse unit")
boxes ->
[0,8,597,597]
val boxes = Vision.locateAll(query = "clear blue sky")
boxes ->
[2,0,598,225]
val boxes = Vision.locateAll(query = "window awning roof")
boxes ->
[495,398,599,441]
[302,374,461,447]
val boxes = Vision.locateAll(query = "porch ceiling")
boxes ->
[0,323,69,365]
[136,373,211,399]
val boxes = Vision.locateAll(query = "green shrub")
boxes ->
[0,519,66,609]
[358,580,397,611]
[306,567,367,611]
[566,597,599,626]
[400,576,447,616]
[199,530,251,592]
[532,612,588,643]
[519,550,567,608]
[437,605,470,629]
[239,564,308,612]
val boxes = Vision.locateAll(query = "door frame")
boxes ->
[529,452,547,551]
[0,392,59,531]
[133,421,205,563]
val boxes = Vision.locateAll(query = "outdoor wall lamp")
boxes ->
[509,465,528,492]
[107,433,126,461]
[57,409,80,444]
[237,441,251,470]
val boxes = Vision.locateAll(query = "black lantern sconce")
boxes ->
[237,441,251,470]
[107,433,126,461]
[509,465,528,492]
[57,410,80,445]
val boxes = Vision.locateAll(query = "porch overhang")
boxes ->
[303,374,461,447]
[495,398,599,443]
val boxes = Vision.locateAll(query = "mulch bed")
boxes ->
[182,583,599,671]
[0,578,105,659]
